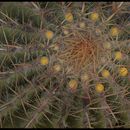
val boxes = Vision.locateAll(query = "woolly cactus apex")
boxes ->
[56,31,110,75]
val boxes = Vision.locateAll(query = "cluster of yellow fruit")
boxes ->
[114,51,128,76]
[89,12,120,37]
[41,11,128,95]
[65,12,99,23]
[101,68,128,78]
[68,79,105,94]
[96,68,128,93]
[89,12,120,36]
[97,67,128,93]
[67,66,128,93]
[45,11,120,39]
[40,56,61,72]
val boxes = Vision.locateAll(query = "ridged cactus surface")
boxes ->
[0,2,130,128]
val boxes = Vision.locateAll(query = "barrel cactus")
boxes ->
[0,2,130,128]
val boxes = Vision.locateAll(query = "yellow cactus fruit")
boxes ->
[79,22,85,28]
[101,69,110,78]
[40,56,49,65]
[90,12,99,21]
[45,30,54,40]
[110,27,119,37]
[114,51,122,60]
[119,67,128,77]
[53,64,61,72]
[103,42,111,49]
[95,83,104,93]
[65,12,73,22]
[68,79,78,90]
[81,73,89,82]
